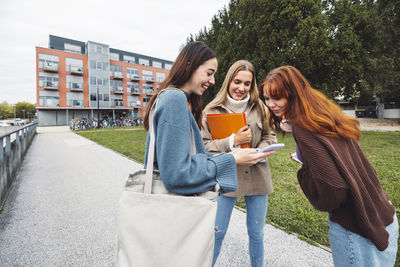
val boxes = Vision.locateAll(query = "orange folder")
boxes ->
[206,113,250,148]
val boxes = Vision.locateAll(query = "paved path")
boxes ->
[0,126,333,266]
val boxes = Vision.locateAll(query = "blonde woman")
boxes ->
[201,60,276,267]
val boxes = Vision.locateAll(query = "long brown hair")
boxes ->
[143,42,217,130]
[260,65,361,140]
[204,60,272,132]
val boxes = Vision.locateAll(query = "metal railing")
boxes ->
[0,122,38,209]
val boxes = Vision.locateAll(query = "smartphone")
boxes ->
[257,143,285,153]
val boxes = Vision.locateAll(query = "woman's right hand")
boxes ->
[234,126,252,146]
[229,148,275,166]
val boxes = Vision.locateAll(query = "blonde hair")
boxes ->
[204,60,272,132]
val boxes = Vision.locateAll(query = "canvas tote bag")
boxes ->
[117,89,219,267]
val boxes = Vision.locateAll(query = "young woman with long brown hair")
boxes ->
[260,65,398,266]
[143,42,274,196]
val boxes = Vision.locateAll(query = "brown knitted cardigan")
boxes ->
[292,124,395,251]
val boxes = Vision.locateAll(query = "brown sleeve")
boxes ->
[294,126,349,212]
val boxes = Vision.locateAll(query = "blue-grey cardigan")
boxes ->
[144,89,237,195]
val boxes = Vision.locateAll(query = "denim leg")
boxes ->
[328,212,399,267]
[212,195,237,267]
[245,194,268,267]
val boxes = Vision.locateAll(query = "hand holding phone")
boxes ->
[257,143,285,153]
[290,152,303,164]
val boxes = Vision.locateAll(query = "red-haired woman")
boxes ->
[260,65,398,266]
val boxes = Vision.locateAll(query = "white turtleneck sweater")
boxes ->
[225,94,250,150]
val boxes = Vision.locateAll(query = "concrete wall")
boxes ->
[341,109,400,119]
[0,123,37,209]
[384,109,400,119]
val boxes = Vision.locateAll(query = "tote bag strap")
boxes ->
[144,88,196,194]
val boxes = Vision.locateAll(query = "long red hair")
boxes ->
[260,65,361,140]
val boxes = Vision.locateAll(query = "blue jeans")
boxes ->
[212,194,268,267]
[328,212,398,266]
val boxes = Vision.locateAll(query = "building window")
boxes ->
[38,53,59,70]
[97,78,103,85]
[123,55,135,63]
[103,78,109,86]
[156,72,166,82]
[66,58,83,72]
[90,77,96,85]
[139,58,149,66]
[39,96,59,107]
[66,92,84,107]
[66,75,84,90]
[64,43,81,53]
[90,60,96,69]
[153,61,162,68]
[104,94,109,101]
[90,93,97,101]
[96,61,102,70]
[39,72,59,88]
[165,63,172,70]
[110,52,119,61]
[96,45,103,53]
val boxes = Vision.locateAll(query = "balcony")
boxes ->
[70,83,84,91]
[130,101,141,108]
[112,72,124,79]
[128,88,141,94]
[143,89,154,95]
[143,76,155,83]
[43,81,59,90]
[112,101,126,108]
[43,61,59,72]
[127,73,140,80]
[67,100,84,107]
[111,87,124,94]
[70,65,84,75]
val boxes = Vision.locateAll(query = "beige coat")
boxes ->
[201,103,277,197]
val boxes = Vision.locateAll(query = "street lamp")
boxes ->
[22,109,25,119]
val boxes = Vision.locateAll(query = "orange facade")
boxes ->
[36,46,169,118]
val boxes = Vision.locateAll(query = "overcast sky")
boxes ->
[0,0,229,105]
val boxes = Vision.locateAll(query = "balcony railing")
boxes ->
[43,61,59,72]
[70,83,84,91]
[143,89,154,95]
[112,72,124,79]
[127,73,140,80]
[128,88,141,94]
[129,102,141,108]
[67,100,84,107]
[111,87,124,94]
[70,65,84,75]
[143,76,155,83]
[112,101,127,108]
[43,81,59,90]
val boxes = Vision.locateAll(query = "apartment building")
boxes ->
[36,35,172,126]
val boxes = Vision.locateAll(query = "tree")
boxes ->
[15,102,36,120]
[188,0,400,106]
[0,101,13,120]
[190,0,332,105]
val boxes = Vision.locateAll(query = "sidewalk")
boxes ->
[0,126,333,266]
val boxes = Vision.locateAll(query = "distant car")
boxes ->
[0,120,11,127]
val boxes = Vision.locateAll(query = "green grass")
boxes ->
[76,128,400,264]
[75,127,147,163]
